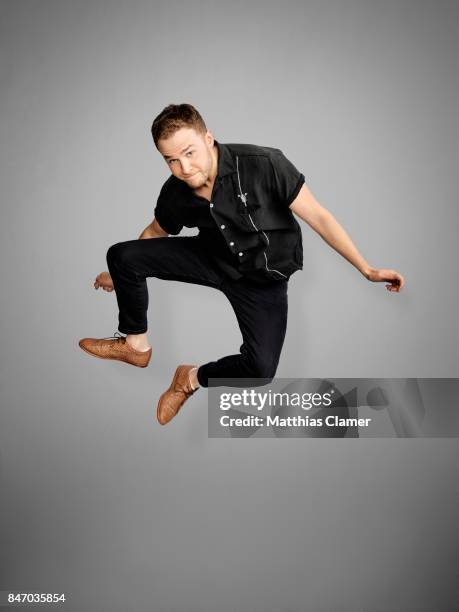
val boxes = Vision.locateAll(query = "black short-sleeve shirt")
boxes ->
[154,140,305,283]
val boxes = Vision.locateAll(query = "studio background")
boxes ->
[1,1,458,611]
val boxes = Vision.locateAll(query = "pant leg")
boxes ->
[197,278,289,388]
[106,236,225,334]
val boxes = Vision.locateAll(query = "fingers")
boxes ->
[384,270,405,291]
[94,271,115,290]
[94,282,113,293]
[371,268,405,291]
[392,273,404,290]
[94,281,113,291]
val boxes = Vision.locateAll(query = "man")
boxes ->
[79,103,405,425]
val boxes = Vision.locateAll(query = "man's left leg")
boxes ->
[157,277,289,424]
[197,277,289,386]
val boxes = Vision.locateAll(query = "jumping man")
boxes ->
[79,103,405,425]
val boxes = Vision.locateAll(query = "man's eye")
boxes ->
[186,151,194,157]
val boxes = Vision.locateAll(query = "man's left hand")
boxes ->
[366,268,405,292]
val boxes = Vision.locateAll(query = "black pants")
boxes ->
[106,237,288,388]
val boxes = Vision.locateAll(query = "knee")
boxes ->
[106,242,121,267]
[106,241,137,268]
[246,354,279,381]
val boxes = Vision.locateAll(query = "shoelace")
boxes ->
[101,331,126,342]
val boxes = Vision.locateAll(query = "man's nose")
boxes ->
[180,159,192,175]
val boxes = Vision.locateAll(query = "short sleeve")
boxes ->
[269,149,306,207]
[153,178,184,236]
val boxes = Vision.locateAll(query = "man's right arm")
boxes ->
[138,218,170,239]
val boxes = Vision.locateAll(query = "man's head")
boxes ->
[151,103,217,189]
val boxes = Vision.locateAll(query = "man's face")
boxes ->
[157,127,215,189]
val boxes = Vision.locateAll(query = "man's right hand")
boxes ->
[94,271,114,292]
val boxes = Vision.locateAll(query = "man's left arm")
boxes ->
[289,184,405,292]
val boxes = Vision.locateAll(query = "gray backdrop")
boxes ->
[1,0,458,610]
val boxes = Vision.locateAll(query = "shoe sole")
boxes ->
[157,367,184,424]
[79,342,151,368]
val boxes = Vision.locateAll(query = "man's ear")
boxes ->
[205,130,214,147]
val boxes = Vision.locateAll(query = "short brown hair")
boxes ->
[151,103,207,147]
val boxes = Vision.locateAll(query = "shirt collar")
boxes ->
[214,140,236,178]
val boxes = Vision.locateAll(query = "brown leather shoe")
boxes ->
[157,365,199,425]
[78,332,152,368]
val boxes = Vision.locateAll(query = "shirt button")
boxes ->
[220,224,225,229]
[238,252,243,257]
[209,202,214,208]
[229,242,235,246]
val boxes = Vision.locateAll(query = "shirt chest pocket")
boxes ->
[237,201,262,232]
[236,196,295,232]
[226,175,262,233]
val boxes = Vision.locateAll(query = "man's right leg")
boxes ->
[78,236,225,368]
[105,236,225,335]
